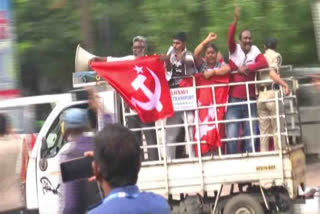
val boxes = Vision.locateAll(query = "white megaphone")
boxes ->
[75,44,97,72]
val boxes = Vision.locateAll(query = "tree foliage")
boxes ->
[13,0,317,95]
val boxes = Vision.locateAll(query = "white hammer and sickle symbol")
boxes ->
[131,67,163,112]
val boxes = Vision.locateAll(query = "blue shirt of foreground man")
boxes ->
[88,124,170,214]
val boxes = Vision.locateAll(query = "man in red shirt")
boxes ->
[225,7,268,154]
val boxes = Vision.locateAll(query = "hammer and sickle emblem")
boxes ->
[131,67,163,112]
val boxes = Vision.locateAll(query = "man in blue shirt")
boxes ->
[88,124,170,214]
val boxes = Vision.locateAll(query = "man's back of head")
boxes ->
[264,38,277,50]
[89,124,170,214]
[93,124,141,188]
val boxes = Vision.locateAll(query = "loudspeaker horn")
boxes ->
[75,44,97,72]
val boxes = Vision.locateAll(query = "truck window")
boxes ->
[1,103,53,134]
[34,103,54,133]
[41,115,65,159]
[41,104,93,159]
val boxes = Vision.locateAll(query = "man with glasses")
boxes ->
[91,36,146,62]
[90,36,158,161]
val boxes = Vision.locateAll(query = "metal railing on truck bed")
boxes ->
[121,66,304,201]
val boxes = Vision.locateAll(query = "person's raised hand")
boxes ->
[205,32,217,43]
[234,6,240,21]
[86,87,103,113]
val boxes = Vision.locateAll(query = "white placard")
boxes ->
[170,87,197,111]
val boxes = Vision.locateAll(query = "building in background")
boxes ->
[0,0,17,90]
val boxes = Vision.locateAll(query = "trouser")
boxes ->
[225,97,257,154]
[257,90,284,151]
[126,115,158,161]
[165,111,194,160]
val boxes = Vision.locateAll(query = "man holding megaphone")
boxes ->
[89,36,146,63]
[90,36,159,161]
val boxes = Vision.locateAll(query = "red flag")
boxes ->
[91,55,174,123]
[180,73,229,155]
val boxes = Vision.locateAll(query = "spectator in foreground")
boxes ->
[59,108,99,214]
[88,124,170,214]
[0,114,26,212]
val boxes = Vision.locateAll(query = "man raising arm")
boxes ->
[225,6,268,154]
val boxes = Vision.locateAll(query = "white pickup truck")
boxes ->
[1,67,308,214]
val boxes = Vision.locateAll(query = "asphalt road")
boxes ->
[294,155,320,214]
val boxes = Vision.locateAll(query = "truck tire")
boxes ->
[179,195,203,214]
[211,203,223,214]
[275,192,293,214]
[224,194,264,214]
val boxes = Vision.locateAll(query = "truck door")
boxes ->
[36,108,66,214]
[35,104,90,214]
[34,91,118,213]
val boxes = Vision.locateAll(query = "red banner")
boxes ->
[91,55,174,123]
[180,73,229,155]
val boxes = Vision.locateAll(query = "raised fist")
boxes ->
[206,32,217,42]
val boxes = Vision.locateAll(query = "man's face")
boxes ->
[172,39,185,53]
[204,46,217,65]
[132,41,145,57]
[240,30,252,53]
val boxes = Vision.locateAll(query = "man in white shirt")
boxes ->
[90,36,158,161]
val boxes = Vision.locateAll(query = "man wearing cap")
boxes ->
[225,7,268,154]
[162,32,197,160]
[58,108,99,214]
[90,36,159,161]
[257,38,290,152]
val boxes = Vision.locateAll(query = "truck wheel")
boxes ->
[179,195,203,214]
[275,192,293,214]
[224,194,264,214]
[211,203,223,214]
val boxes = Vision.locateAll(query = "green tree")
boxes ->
[13,0,317,95]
